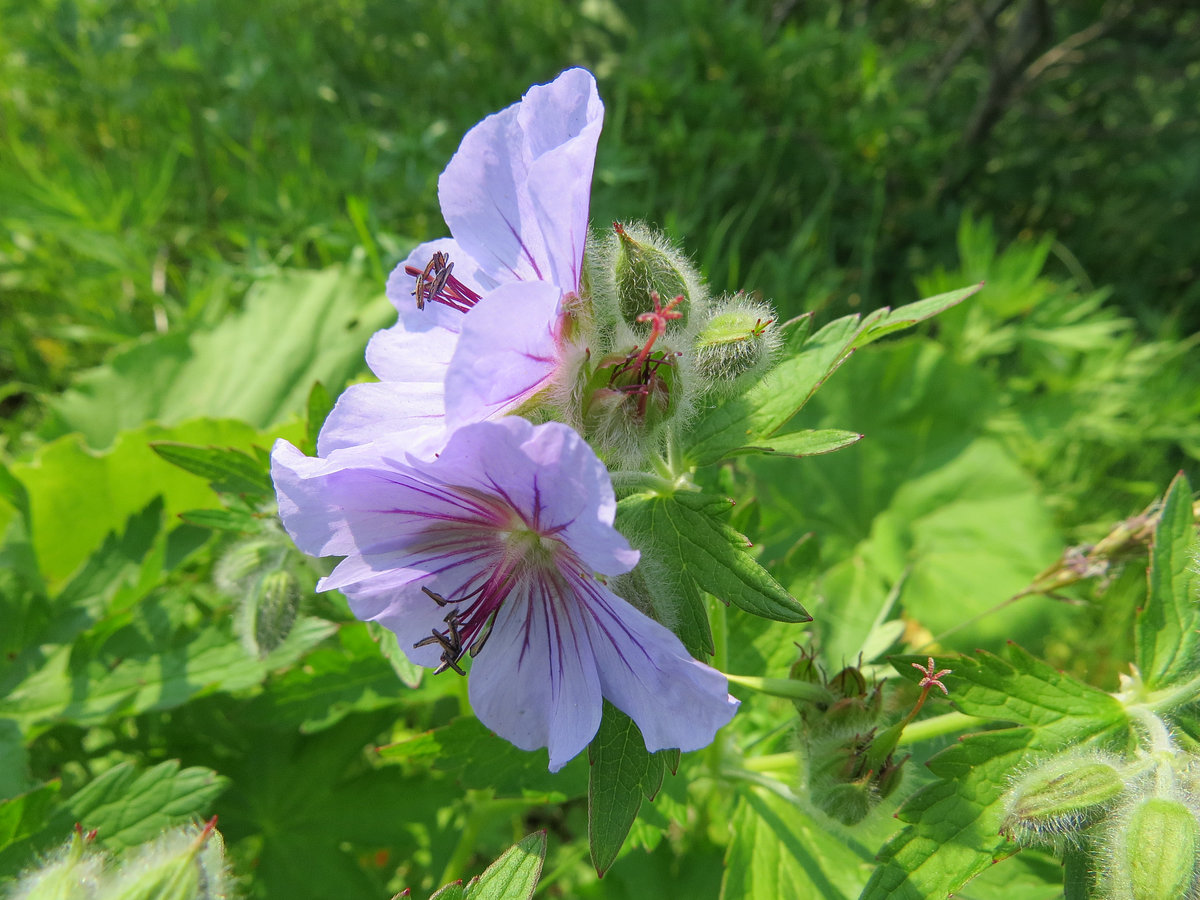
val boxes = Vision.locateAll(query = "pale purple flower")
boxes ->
[319,68,603,458]
[271,417,738,770]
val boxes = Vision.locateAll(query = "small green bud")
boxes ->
[236,569,301,658]
[693,297,779,395]
[10,828,105,900]
[1107,797,1200,900]
[100,819,230,900]
[1001,754,1126,844]
[611,222,701,329]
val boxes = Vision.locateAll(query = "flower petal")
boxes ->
[438,68,602,290]
[581,581,739,753]
[468,577,603,771]
[443,282,561,427]
[317,380,446,459]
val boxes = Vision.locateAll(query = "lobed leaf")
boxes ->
[720,787,874,900]
[465,831,547,900]
[150,441,273,497]
[618,491,809,624]
[686,284,981,466]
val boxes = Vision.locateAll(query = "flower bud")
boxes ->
[1001,753,1125,844]
[692,298,779,395]
[10,828,104,900]
[236,569,301,658]
[579,348,681,464]
[610,222,702,330]
[1105,796,1200,900]
[100,820,230,900]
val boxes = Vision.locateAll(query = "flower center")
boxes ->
[403,251,482,313]
[413,523,568,675]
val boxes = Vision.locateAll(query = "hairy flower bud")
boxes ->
[1103,796,1200,900]
[100,820,230,900]
[1001,753,1126,844]
[693,297,779,394]
[10,828,104,900]
[610,222,702,330]
[236,569,301,659]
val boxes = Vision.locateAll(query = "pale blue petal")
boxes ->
[468,576,603,772]
[438,68,602,290]
[443,281,561,427]
[582,581,739,753]
[317,381,446,458]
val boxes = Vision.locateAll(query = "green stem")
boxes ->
[708,596,730,780]
[894,711,976,746]
[725,673,833,704]
[1146,672,1200,714]
[716,767,799,803]
[742,752,798,776]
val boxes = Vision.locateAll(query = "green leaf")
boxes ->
[366,621,425,689]
[732,428,863,459]
[617,491,809,624]
[380,717,588,801]
[150,442,273,496]
[720,787,874,900]
[11,418,298,588]
[44,266,395,449]
[0,781,61,880]
[178,506,264,532]
[465,831,547,900]
[686,283,981,466]
[0,720,29,801]
[587,703,672,876]
[891,646,1126,729]
[1135,472,1200,690]
[56,760,228,851]
[0,612,336,734]
[867,650,1128,899]
[305,380,335,456]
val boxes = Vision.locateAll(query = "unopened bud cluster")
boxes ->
[561,221,779,465]
[1000,713,1200,899]
[790,655,907,825]
[9,821,230,900]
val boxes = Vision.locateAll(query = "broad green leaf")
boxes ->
[465,831,547,900]
[305,380,335,456]
[720,788,874,900]
[431,883,468,900]
[380,717,588,801]
[1135,472,1200,689]
[44,266,394,449]
[0,720,28,801]
[617,491,809,624]
[150,442,273,496]
[11,418,298,587]
[0,781,60,879]
[686,284,981,465]
[891,646,1127,729]
[57,761,228,851]
[587,703,672,876]
[0,614,336,734]
[367,621,425,689]
[242,624,410,732]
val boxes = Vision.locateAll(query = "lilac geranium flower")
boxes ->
[271,417,738,770]
[319,68,603,457]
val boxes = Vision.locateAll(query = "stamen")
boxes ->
[403,251,482,313]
